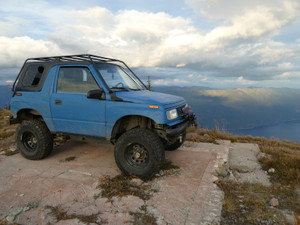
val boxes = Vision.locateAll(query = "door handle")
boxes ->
[55,100,62,105]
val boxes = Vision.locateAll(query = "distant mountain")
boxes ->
[154,85,212,92]
[155,87,300,131]
[0,85,12,108]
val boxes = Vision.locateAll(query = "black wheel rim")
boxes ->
[125,143,149,167]
[22,131,37,152]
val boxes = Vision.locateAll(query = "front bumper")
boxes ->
[165,114,196,136]
[7,116,18,125]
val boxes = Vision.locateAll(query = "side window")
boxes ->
[57,67,99,94]
[22,65,44,87]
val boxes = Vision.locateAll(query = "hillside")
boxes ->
[0,85,11,108]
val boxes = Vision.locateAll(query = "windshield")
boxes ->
[97,63,144,91]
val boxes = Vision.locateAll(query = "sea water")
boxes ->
[231,121,300,143]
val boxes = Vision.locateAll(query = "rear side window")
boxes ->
[57,67,99,94]
[21,65,44,87]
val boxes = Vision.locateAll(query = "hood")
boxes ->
[114,90,185,107]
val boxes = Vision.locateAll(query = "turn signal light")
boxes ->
[149,105,159,109]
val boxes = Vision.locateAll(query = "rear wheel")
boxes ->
[16,120,53,160]
[114,128,165,179]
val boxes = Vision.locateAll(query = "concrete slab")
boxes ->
[0,140,229,225]
[229,143,271,187]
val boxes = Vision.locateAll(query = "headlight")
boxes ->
[167,109,178,120]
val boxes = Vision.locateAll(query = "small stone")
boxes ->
[23,202,39,211]
[9,146,17,152]
[159,170,165,176]
[232,170,241,179]
[268,168,275,174]
[257,152,272,160]
[216,166,228,177]
[19,193,24,197]
[131,178,143,185]
[23,206,30,212]
[230,165,252,173]
[6,215,15,223]
[270,198,279,207]
[6,207,23,223]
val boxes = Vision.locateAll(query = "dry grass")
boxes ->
[96,160,180,202]
[0,109,17,139]
[130,205,157,225]
[45,205,106,224]
[60,156,76,162]
[0,109,18,156]
[96,174,156,201]
[217,180,290,224]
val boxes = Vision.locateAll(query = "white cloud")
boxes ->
[0,36,61,67]
[251,44,295,64]
[0,1,299,87]
[153,79,170,86]
[185,0,298,20]
[275,71,300,79]
[236,76,257,85]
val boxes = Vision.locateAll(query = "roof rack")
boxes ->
[25,54,122,64]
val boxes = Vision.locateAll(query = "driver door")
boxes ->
[50,66,106,137]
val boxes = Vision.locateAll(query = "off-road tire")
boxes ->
[114,128,165,179]
[16,120,53,160]
[165,131,186,151]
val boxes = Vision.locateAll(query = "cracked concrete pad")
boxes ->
[0,140,230,225]
[229,143,271,186]
[148,150,216,225]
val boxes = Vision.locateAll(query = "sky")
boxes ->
[0,0,299,89]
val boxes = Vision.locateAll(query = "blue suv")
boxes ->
[9,54,195,179]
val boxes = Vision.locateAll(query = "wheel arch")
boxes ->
[16,108,44,122]
[110,115,158,144]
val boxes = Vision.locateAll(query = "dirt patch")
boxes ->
[130,205,157,225]
[95,160,179,202]
[96,175,156,202]
[45,205,106,224]
[60,156,77,162]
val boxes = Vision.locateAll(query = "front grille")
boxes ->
[177,105,184,116]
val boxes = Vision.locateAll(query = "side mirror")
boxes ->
[87,89,105,100]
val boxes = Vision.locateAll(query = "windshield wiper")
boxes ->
[128,88,142,91]
[110,87,130,91]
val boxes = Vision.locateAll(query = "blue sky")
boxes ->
[0,0,299,89]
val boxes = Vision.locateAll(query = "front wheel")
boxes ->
[114,128,165,179]
[16,120,53,160]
